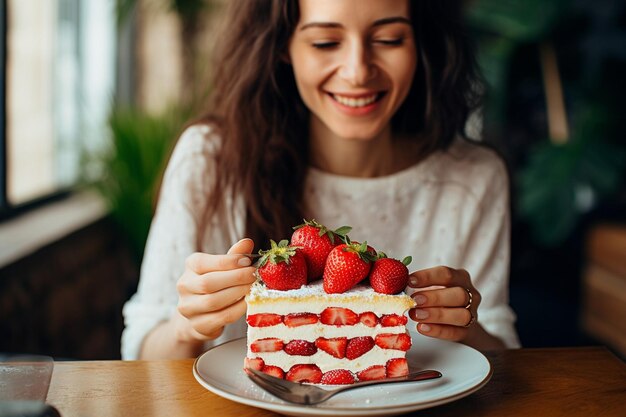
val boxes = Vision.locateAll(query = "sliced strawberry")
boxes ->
[284,313,319,327]
[286,364,322,383]
[320,369,356,385]
[250,338,284,353]
[261,365,285,379]
[375,333,412,351]
[345,336,375,359]
[243,357,264,372]
[380,314,408,327]
[246,313,282,327]
[358,311,379,327]
[386,358,409,377]
[315,337,347,359]
[284,340,317,356]
[320,307,358,326]
[356,365,386,381]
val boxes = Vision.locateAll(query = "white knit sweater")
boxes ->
[121,125,520,359]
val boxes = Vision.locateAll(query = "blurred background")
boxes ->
[1,0,625,360]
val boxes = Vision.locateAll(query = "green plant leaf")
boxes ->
[85,105,190,259]
[516,108,626,246]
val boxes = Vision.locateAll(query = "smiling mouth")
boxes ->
[330,93,385,108]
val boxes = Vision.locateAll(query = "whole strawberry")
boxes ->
[291,219,351,281]
[323,241,377,294]
[369,255,412,294]
[257,240,307,290]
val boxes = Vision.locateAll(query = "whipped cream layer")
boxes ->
[257,346,404,374]
[247,323,406,341]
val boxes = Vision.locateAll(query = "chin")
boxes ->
[339,134,379,142]
[331,125,387,142]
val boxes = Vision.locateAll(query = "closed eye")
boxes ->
[312,41,340,49]
[374,38,404,46]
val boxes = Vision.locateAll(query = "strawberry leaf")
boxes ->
[257,252,270,267]
[332,226,352,244]
[258,240,301,265]
[334,226,352,236]
[402,256,412,266]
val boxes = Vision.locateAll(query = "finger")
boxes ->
[180,266,256,294]
[181,322,222,343]
[185,251,253,274]
[227,238,255,255]
[411,287,469,308]
[408,266,470,288]
[415,322,468,342]
[178,284,252,317]
[408,306,473,327]
[189,298,248,337]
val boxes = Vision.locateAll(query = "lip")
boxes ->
[330,91,381,99]
[327,91,386,116]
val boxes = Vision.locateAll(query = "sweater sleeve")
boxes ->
[121,125,219,360]
[462,155,521,348]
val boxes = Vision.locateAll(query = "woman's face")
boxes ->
[288,0,416,142]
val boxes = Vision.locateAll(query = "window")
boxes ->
[1,0,116,218]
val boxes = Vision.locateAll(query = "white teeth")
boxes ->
[332,94,378,108]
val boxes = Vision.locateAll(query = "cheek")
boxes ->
[290,63,316,107]
[294,59,324,84]
[290,56,334,108]
[394,52,417,88]
[385,52,417,103]
[290,47,334,87]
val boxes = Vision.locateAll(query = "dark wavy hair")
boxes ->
[199,0,482,249]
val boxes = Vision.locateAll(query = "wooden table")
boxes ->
[46,347,626,416]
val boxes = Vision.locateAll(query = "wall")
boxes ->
[0,218,139,360]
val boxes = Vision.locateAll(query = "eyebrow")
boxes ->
[299,16,412,31]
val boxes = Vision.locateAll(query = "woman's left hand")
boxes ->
[407,266,480,342]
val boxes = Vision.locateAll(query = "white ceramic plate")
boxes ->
[193,335,492,417]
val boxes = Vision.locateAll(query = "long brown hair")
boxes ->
[199,0,482,249]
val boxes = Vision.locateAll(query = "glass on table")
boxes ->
[0,355,60,417]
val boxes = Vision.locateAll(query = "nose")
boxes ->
[337,41,377,86]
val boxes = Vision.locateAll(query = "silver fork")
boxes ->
[246,368,442,405]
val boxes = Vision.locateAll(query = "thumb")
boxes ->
[227,238,255,255]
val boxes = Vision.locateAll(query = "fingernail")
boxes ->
[409,276,419,287]
[413,294,426,306]
[419,323,431,332]
[413,309,429,320]
[238,256,252,267]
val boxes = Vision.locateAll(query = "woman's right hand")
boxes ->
[173,238,257,344]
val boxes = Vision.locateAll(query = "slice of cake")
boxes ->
[245,280,416,384]
[243,220,417,385]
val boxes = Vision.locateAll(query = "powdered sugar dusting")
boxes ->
[248,279,411,302]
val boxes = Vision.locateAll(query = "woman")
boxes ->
[122,0,520,360]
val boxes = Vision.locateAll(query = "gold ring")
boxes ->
[464,287,473,309]
[464,309,476,328]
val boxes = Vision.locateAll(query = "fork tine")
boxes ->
[247,368,292,393]
[246,367,443,405]
[247,369,311,404]
[247,371,287,395]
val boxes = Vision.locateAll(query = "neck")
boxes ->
[308,121,422,178]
